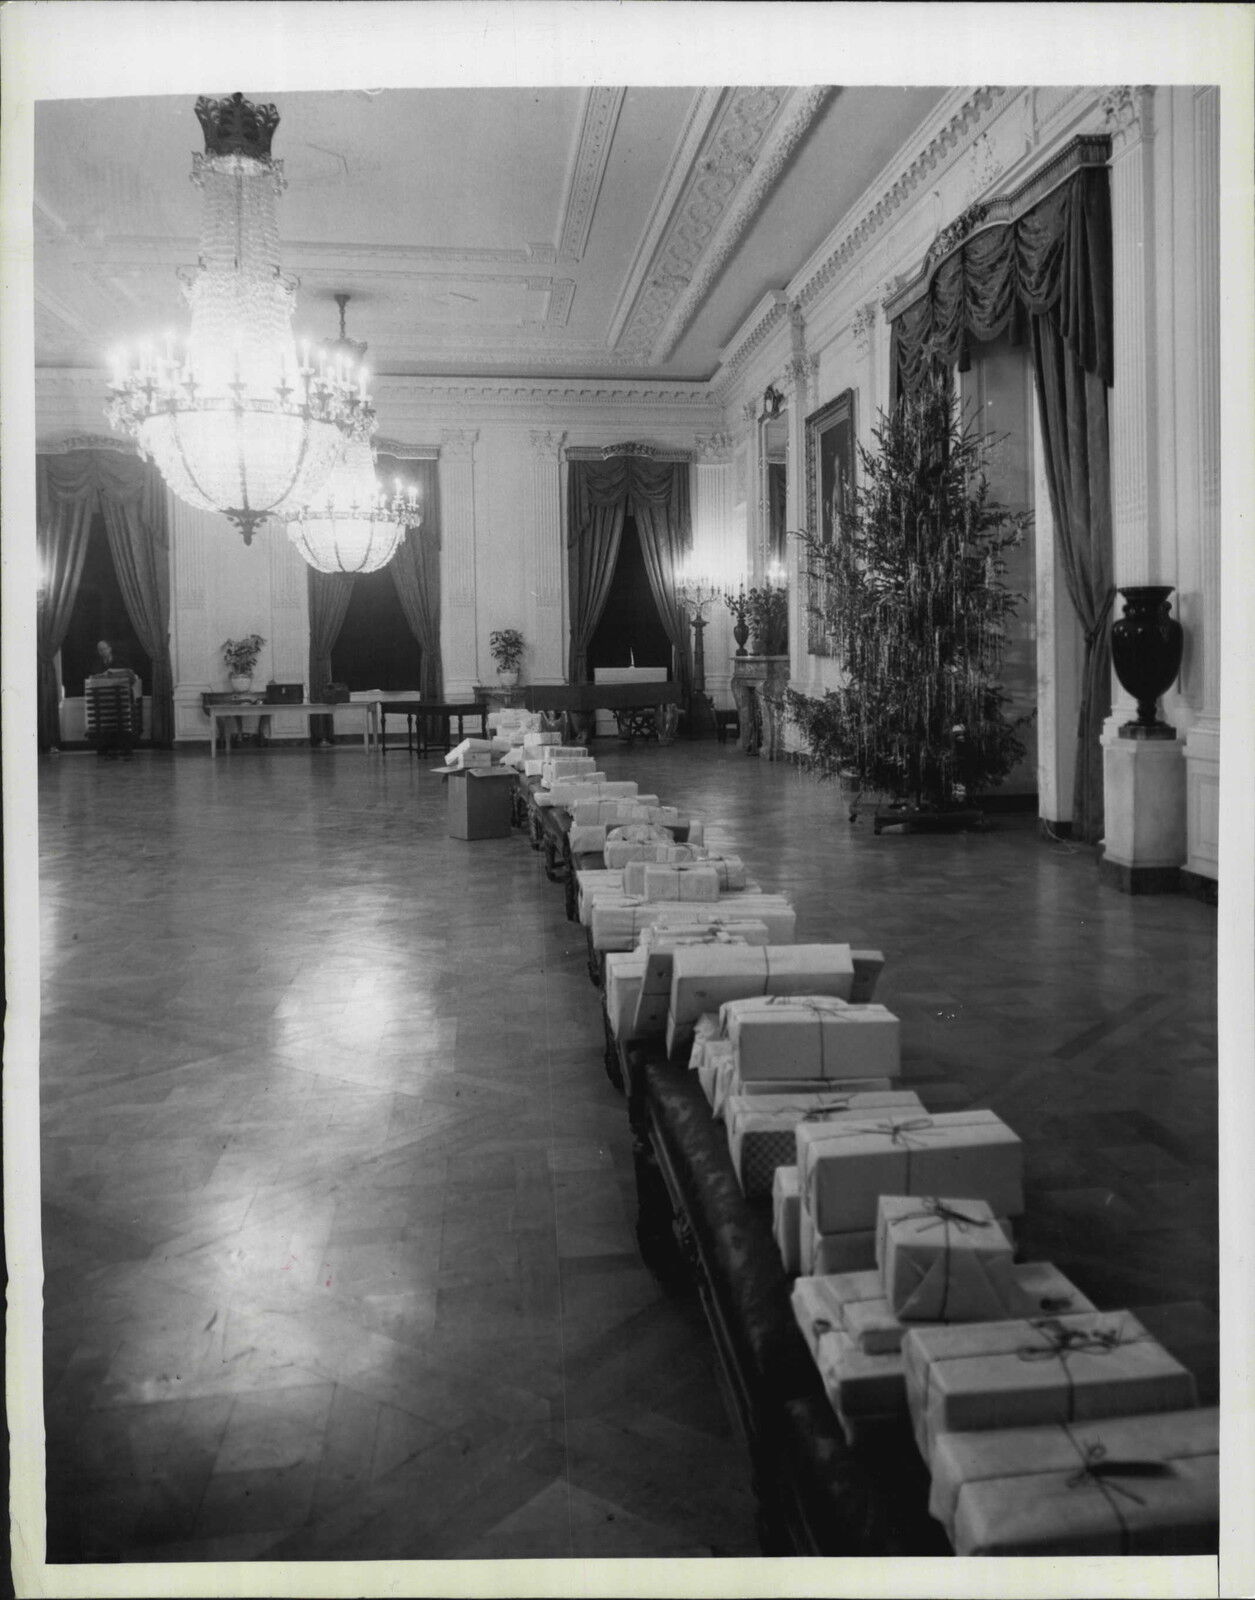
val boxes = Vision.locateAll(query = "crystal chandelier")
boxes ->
[286,296,421,575]
[105,93,370,544]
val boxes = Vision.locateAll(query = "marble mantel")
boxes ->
[729,655,790,759]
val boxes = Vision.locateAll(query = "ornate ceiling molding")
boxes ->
[792,87,1012,313]
[615,86,794,359]
[648,86,833,365]
[715,288,791,381]
[557,88,627,265]
[371,374,721,412]
[37,431,138,457]
[373,436,439,459]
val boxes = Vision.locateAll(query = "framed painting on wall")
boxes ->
[804,388,856,656]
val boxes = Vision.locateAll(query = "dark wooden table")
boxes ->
[372,700,489,757]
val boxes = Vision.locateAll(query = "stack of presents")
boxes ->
[499,716,1218,1556]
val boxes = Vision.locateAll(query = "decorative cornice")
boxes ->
[565,441,693,463]
[614,87,797,360]
[544,279,577,329]
[792,87,1011,313]
[37,431,138,457]
[371,375,720,412]
[557,88,627,265]
[648,86,833,364]
[373,436,439,459]
[1103,85,1153,154]
[882,132,1112,321]
[716,289,791,381]
[693,432,734,462]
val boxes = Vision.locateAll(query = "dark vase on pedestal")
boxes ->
[732,617,750,657]
[1110,585,1184,737]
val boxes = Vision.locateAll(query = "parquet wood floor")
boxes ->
[32,741,1218,1564]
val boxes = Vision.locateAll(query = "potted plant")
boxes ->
[488,627,525,687]
[222,633,266,693]
[787,376,1029,832]
[745,584,789,656]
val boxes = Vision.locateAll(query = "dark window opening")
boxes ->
[587,515,672,677]
[332,568,422,692]
[60,513,151,695]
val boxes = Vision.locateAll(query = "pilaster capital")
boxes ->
[693,431,734,463]
[527,429,566,460]
[740,398,761,426]
[1102,86,1154,154]
[439,428,479,460]
[781,354,818,405]
[852,300,878,357]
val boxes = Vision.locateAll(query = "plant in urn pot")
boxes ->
[722,586,752,657]
[489,628,525,687]
[1111,587,1184,738]
[222,633,265,694]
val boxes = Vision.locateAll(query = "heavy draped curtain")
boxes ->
[566,455,693,695]
[37,450,174,749]
[307,569,355,740]
[890,164,1113,841]
[379,455,442,700]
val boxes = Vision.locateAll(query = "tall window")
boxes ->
[587,514,672,675]
[331,568,422,691]
[60,513,151,695]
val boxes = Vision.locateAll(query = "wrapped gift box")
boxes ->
[799,1198,878,1275]
[448,736,493,759]
[604,952,646,1040]
[444,749,492,770]
[631,923,770,1041]
[699,1045,893,1120]
[797,1109,1022,1235]
[605,839,694,868]
[902,1310,1199,1466]
[522,730,561,748]
[524,758,546,777]
[668,942,844,1055]
[817,1328,910,1426]
[634,863,718,902]
[575,869,624,925]
[724,996,900,1084]
[929,1407,1219,1556]
[773,1165,802,1276]
[726,1090,926,1200]
[791,1272,859,1363]
[592,896,795,953]
[541,757,597,784]
[500,747,527,771]
[845,1253,1076,1356]
[876,1194,1017,1322]
[698,853,748,891]
[567,823,607,856]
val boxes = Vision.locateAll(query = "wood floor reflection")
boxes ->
[36,741,1218,1562]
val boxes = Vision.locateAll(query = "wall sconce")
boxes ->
[760,385,784,421]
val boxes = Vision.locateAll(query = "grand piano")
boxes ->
[513,679,681,742]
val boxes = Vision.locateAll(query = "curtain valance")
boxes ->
[891,163,1113,398]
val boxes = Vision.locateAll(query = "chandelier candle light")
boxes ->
[105,93,371,544]
[674,568,721,696]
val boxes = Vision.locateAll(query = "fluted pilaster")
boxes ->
[691,439,738,706]
[526,430,565,682]
[439,429,480,696]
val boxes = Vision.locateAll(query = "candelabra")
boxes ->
[675,570,721,737]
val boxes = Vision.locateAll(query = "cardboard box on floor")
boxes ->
[438,766,517,839]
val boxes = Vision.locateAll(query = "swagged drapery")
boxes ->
[377,454,442,701]
[889,152,1113,841]
[37,449,174,750]
[307,568,355,741]
[566,453,693,695]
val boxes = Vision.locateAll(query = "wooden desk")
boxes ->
[206,701,372,758]
[370,699,489,756]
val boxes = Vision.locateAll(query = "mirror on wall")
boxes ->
[760,410,788,572]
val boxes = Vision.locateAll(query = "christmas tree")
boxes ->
[788,377,1029,814]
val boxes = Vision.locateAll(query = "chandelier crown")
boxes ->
[195,93,280,161]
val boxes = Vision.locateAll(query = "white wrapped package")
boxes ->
[591,895,795,953]
[631,922,770,1041]
[444,749,492,770]
[876,1194,1016,1322]
[522,731,561,749]
[604,952,646,1041]
[500,747,527,771]
[575,869,624,925]
[524,759,546,777]
[606,839,697,868]
[725,1090,926,1200]
[902,1311,1198,1467]
[797,1109,1023,1235]
[670,944,855,1047]
[799,1199,878,1276]
[844,1259,1088,1356]
[792,1272,859,1362]
[490,735,515,754]
[541,757,597,784]
[773,1165,802,1277]
[929,1407,1219,1556]
[816,1328,910,1440]
[448,736,493,758]
[640,863,720,903]
[723,996,900,1083]
[685,817,706,846]
[567,824,607,856]
[648,805,681,828]
[698,1047,894,1120]
[695,853,748,891]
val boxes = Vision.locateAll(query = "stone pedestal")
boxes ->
[731,655,790,759]
[1100,730,1186,893]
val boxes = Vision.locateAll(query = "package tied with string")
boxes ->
[773,1165,802,1276]
[692,1031,895,1120]
[902,1310,1199,1467]
[667,945,851,1060]
[796,1108,1023,1236]
[726,1090,925,1200]
[630,921,771,1041]
[721,994,899,1084]
[590,894,796,954]
[928,1407,1220,1556]
[875,1194,1017,1322]
[604,824,697,868]
[603,951,646,1041]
